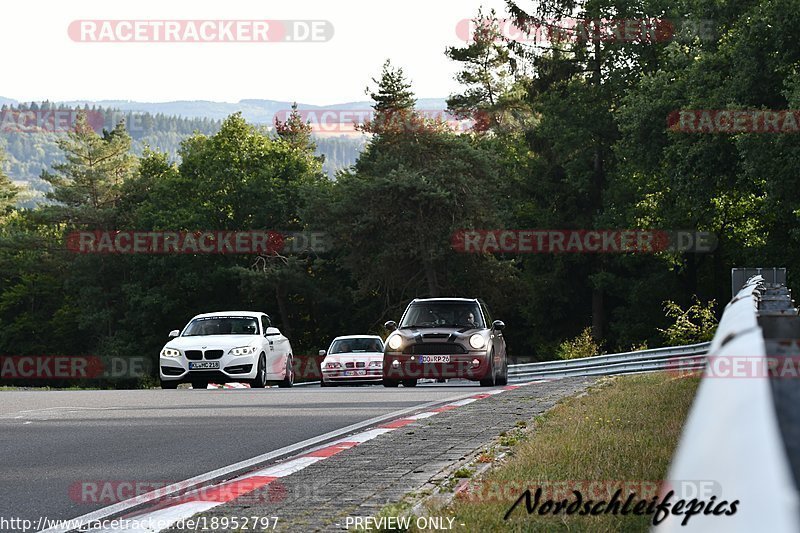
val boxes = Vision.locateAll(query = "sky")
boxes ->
[3,0,511,105]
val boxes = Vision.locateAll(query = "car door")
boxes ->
[262,314,290,373]
[482,302,505,366]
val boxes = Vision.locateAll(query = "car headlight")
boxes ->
[369,361,383,368]
[325,362,342,369]
[229,346,258,356]
[161,347,181,358]
[469,334,486,349]
[387,335,403,351]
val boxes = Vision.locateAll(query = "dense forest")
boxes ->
[0,0,797,386]
[0,102,366,204]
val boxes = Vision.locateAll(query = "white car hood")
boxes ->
[166,335,260,350]
[323,351,383,365]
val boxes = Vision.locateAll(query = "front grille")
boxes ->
[345,362,354,369]
[356,361,365,368]
[185,350,203,360]
[204,350,224,360]
[403,343,467,355]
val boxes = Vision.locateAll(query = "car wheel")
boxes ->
[383,379,399,387]
[496,355,509,386]
[160,380,178,389]
[480,352,496,387]
[251,354,267,388]
[191,380,208,389]
[279,356,294,388]
[402,379,418,388]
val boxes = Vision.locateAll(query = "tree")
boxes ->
[319,62,503,322]
[274,102,318,155]
[39,111,137,228]
[0,147,19,215]
[446,8,516,131]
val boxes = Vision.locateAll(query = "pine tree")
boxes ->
[40,111,137,227]
[446,8,515,131]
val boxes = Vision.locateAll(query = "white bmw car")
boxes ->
[320,335,384,386]
[159,311,294,389]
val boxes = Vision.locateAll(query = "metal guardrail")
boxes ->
[507,342,711,381]
[660,275,800,532]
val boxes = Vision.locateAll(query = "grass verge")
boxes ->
[416,373,701,532]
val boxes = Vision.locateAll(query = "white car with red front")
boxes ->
[320,335,385,386]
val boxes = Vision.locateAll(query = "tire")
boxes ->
[251,354,267,388]
[402,379,418,388]
[496,356,509,386]
[191,380,209,389]
[320,380,329,387]
[480,352,496,387]
[160,380,178,389]
[278,356,294,388]
[383,379,399,387]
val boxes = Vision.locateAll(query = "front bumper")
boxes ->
[382,352,490,380]
[159,351,262,383]
[322,368,383,383]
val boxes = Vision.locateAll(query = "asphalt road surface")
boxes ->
[0,383,486,525]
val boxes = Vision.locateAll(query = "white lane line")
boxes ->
[242,456,323,479]
[447,398,478,407]
[41,393,478,533]
[85,386,527,532]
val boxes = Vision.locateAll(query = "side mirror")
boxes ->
[492,320,505,331]
[168,330,180,338]
[384,320,397,331]
[319,349,327,357]
[265,327,281,336]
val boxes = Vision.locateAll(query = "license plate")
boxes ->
[189,361,220,370]
[344,370,367,376]
[419,355,450,363]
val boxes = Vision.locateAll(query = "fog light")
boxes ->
[392,359,401,369]
[472,359,480,367]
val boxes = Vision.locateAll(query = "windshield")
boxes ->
[329,338,384,354]
[399,302,484,329]
[183,316,259,336]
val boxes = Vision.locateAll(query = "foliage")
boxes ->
[556,327,602,360]
[659,297,718,345]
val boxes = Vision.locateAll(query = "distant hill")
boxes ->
[45,97,449,124]
[0,101,383,205]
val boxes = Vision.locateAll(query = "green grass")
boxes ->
[415,373,701,532]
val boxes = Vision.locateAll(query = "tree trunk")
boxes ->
[275,284,292,340]
[424,261,439,297]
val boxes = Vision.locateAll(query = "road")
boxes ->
[0,384,485,525]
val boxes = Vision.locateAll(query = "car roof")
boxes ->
[191,311,265,319]
[332,335,383,341]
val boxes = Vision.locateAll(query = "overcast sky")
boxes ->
[3,0,511,105]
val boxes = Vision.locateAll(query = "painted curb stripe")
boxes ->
[87,383,538,532]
